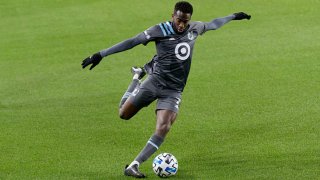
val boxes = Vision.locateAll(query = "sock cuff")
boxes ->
[151,134,164,142]
[148,134,164,149]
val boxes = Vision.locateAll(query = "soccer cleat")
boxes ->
[131,66,146,80]
[124,164,146,178]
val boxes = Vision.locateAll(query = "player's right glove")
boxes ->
[233,12,251,20]
[81,52,103,70]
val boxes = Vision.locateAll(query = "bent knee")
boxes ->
[119,102,139,120]
[119,110,132,120]
[119,112,130,120]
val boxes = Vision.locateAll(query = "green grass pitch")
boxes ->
[1,0,320,179]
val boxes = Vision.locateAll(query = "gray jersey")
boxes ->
[141,21,207,91]
[99,15,235,92]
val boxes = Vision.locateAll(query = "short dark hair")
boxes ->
[174,1,193,15]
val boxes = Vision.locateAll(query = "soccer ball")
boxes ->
[152,153,178,177]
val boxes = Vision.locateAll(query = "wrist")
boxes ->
[92,52,102,61]
[231,14,236,19]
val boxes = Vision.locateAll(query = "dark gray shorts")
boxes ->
[129,75,182,113]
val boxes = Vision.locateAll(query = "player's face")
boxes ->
[172,10,191,33]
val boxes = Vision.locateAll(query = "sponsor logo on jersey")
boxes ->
[175,42,190,61]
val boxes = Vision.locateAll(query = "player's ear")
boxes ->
[172,11,177,18]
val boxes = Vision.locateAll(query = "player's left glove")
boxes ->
[81,52,103,70]
[233,12,251,20]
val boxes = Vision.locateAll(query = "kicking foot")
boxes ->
[124,164,146,178]
[131,66,146,80]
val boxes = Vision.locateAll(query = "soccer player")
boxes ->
[82,1,251,178]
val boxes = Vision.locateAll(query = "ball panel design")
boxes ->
[152,153,178,177]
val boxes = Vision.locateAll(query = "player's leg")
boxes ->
[155,109,177,137]
[125,92,181,178]
[132,95,180,162]
[154,91,181,138]
[132,110,177,162]
[134,109,177,165]
[119,101,139,120]
[124,110,177,178]
[123,76,159,178]
[118,67,146,120]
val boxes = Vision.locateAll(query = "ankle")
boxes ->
[128,160,140,168]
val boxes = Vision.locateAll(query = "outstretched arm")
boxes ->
[82,33,147,70]
[99,33,146,57]
[204,12,251,31]
[205,14,235,30]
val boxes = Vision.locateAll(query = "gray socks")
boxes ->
[134,134,164,165]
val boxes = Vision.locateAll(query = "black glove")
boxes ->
[81,52,103,70]
[233,12,251,20]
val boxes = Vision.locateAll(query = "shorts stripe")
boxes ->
[121,92,131,99]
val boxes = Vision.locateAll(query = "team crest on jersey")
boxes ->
[188,31,195,40]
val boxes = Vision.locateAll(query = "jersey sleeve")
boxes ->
[192,15,235,35]
[191,21,207,35]
[140,25,164,45]
[203,15,235,32]
[99,24,164,57]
